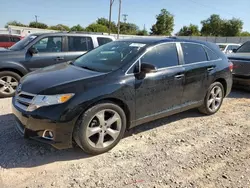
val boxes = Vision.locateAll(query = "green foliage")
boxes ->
[177,24,200,36]
[29,22,48,29]
[85,23,108,33]
[240,31,250,36]
[49,24,70,31]
[70,24,85,31]
[5,21,27,28]
[97,18,117,33]
[137,29,148,36]
[201,14,243,36]
[150,9,174,35]
[120,22,139,35]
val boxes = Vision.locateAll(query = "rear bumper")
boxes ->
[12,101,75,150]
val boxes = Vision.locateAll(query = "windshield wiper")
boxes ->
[81,66,97,72]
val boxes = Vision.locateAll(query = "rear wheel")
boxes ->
[199,82,224,115]
[0,71,21,98]
[73,102,126,155]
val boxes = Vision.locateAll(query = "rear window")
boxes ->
[181,43,208,64]
[68,36,94,52]
[97,37,113,46]
[0,36,9,42]
[218,44,227,51]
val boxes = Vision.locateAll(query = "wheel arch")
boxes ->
[0,68,24,77]
[214,78,227,97]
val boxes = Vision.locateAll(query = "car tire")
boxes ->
[0,71,21,98]
[198,82,225,115]
[73,102,127,155]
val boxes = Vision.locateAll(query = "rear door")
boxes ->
[64,36,94,62]
[0,35,10,48]
[23,36,67,71]
[180,43,213,104]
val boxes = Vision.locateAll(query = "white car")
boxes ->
[217,43,241,54]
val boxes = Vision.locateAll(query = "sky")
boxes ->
[1,0,250,34]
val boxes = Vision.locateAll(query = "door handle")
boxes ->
[55,57,64,61]
[207,67,215,72]
[175,74,184,79]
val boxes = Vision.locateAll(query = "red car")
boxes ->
[0,34,22,48]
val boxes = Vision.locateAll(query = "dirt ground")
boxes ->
[0,89,250,188]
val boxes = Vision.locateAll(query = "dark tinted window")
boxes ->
[141,43,179,69]
[97,37,113,46]
[10,37,21,42]
[236,41,250,53]
[204,47,219,61]
[33,37,62,52]
[68,36,93,51]
[181,43,208,64]
[0,36,9,42]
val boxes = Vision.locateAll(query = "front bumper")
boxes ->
[12,100,75,150]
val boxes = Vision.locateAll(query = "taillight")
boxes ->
[229,61,233,72]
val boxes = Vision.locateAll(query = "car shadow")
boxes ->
[228,88,249,99]
[0,90,245,169]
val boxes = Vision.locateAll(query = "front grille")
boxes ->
[15,91,36,111]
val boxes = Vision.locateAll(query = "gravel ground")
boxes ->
[0,89,250,188]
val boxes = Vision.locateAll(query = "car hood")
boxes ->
[227,53,250,60]
[20,63,106,94]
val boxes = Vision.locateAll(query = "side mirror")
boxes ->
[29,47,38,55]
[232,49,237,53]
[141,63,157,74]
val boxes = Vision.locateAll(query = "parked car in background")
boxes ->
[217,43,241,54]
[227,41,250,89]
[12,38,233,154]
[0,34,22,48]
[0,33,115,97]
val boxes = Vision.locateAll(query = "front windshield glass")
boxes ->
[235,41,250,53]
[73,41,147,72]
[9,35,37,51]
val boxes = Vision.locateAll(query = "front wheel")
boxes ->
[73,102,127,155]
[0,71,21,98]
[198,82,224,115]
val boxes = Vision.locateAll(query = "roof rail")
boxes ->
[67,31,108,35]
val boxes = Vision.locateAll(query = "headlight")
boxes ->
[27,93,74,112]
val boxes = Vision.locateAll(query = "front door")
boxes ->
[23,36,66,71]
[134,43,185,121]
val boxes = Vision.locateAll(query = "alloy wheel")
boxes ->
[0,76,19,95]
[207,86,223,112]
[86,109,122,149]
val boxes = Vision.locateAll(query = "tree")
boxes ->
[85,23,108,33]
[49,24,70,31]
[221,18,243,36]
[137,29,148,36]
[150,9,174,36]
[29,22,48,29]
[70,24,85,31]
[201,14,224,36]
[5,21,27,28]
[177,24,200,36]
[97,18,117,33]
[240,31,250,36]
[120,22,139,35]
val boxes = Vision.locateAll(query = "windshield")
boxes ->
[9,35,37,51]
[73,41,147,72]
[218,44,227,51]
[235,41,250,53]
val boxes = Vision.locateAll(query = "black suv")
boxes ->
[12,38,233,154]
[0,33,114,97]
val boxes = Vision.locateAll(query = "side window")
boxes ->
[68,36,94,52]
[10,37,21,42]
[236,41,250,53]
[97,37,113,46]
[33,36,62,52]
[232,45,240,50]
[204,47,219,61]
[0,36,9,42]
[141,43,179,69]
[181,43,208,64]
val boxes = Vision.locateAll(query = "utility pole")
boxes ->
[108,0,115,35]
[117,0,122,39]
[35,15,38,28]
[122,14,128,23]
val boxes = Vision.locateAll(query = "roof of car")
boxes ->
[29,32,115,38]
